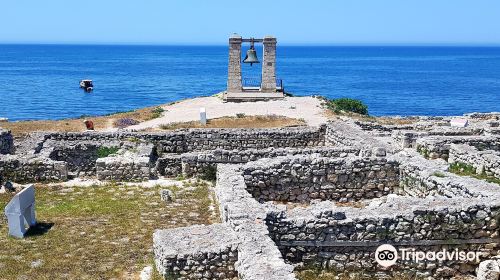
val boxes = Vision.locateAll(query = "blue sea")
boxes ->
[0,45,500,121]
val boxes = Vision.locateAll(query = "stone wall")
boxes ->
[266,196,500,277]
[154,149,500,279]
[416,136,500,160]
[0,155,68,183]
[0,128,14,154]
[96,144,155,182]
[395,150,483,198]
[243,154,399,203]
[325,121,395,154]
[156,147,359,178]
[154,224,239,279]
[38,126,325,154]
[96,155,151,182]
[215,164,297,280]
[449,144,500,179]
[42,141,114,176]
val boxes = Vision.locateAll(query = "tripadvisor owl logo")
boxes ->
[375,244,398,267]
[374,244,481,268]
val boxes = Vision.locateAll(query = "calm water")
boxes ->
[0,45,500,121]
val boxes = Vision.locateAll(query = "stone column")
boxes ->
[261,36,277,92]
[227,34,242,93]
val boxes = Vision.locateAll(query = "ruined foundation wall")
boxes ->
[156,147,359,178]
[0,129,14,154]
[266,197,500,277]
[449,144,500,179]
[0,155,68,183]
[39,126,325,155]
[395,151,481,198]
[96,144,155,182]
[416,136,500,160]
[44,142,104,176]
[243,155,400,203]
[154,224,239,280]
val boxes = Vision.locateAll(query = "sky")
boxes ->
[1,0,500,45]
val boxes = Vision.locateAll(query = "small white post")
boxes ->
[200,107,207,125]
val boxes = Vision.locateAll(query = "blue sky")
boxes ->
[2,0,500,45]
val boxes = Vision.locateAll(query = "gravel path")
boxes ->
[127,96,328,130]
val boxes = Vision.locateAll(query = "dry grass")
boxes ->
[296,269,426,280]
[1,106,165,136]
[0,179,218,280]
[156,115,306,130]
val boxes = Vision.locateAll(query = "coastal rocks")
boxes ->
[0,129,14,154]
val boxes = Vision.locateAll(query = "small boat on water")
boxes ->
[80,80,94,92]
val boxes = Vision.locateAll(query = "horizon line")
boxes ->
[1,42,500,47]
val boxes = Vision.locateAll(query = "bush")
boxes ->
[151,107,165,119]
[236,113,246,118]
[326,98,368,115]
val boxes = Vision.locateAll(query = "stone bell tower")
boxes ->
[225,34,284,102]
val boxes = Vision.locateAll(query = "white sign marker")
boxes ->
[200,107,207,125]
[450,118,469,128]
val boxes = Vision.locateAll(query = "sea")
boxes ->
[0,45,500,121]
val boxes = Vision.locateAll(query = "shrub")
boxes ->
[326,98,368,115]
[236,113,246,118]
[113,118,140,128]
[97,146,119,158]
[151,107,165,119]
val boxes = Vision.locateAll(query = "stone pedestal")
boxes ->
[227,34,242,93]
[261,36,277,93]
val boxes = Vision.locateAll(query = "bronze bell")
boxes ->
[243,45,260,66]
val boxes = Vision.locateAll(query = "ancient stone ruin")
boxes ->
[3,113,500,279]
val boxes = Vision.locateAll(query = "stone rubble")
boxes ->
[3,114,500,279]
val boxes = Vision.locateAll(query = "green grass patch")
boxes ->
[449,162,500,185]
[96,146,119,158]
[432,171,447,178]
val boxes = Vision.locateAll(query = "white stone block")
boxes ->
[4,185,37,238]
[450,118,469,127]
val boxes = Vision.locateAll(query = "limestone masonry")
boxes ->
[3,113,500,279]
